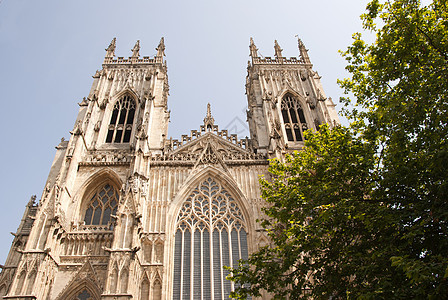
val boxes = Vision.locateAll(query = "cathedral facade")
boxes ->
[0,37,339,300]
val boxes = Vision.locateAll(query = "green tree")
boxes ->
[228,0,448,298]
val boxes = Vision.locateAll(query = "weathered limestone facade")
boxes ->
[0,37,339,300]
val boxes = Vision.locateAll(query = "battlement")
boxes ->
[103,56,163,65]
[249,37,312,66]
[164,103,251,152]
[102,37,165,66]
[165,128,251,152]
[252,56,305,65]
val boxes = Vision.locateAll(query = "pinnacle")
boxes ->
[203,103,215,130]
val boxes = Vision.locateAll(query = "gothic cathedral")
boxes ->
[0,37,339,300]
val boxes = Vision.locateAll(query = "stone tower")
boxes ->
[246,38,339,159]
[0,37,339,300]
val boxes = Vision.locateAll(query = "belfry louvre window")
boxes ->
[106,95,136,143]
[84,184,118,226]
[281,93,308,142]
[173,177,249,300]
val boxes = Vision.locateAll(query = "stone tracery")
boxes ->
[173,177,249,300]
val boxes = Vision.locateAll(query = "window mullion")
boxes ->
[121,107,129,143]
[180,230,184,300]
[219,229,224,300]
[201,229,204,300]
[229,228,234,293]
[287,108,296,141]
[190,228,194,300]
[114,102,121,143]
[295,107,303,141]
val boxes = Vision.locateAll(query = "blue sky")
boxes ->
[0,0,369,261]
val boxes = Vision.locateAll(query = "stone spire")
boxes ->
[156,37,165,57]
[131,40,140,58]
[203,103,215,130]
[105,37,116,58]
[274,40,283,58]
[249,37,258,58]
[298,37,311,64]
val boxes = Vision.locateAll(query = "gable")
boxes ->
[150,132,267,167]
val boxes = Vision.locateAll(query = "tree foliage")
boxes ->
[228,0,448,298]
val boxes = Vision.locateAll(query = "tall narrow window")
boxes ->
[281,93,308,142]
[105,95,136,143]
[84,184,118,226]
[173,177,249,300]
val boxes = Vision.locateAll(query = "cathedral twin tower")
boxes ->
[0,38,339,299]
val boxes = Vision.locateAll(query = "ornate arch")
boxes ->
[277,88,306,104]
[278,91,310,142]
[54,262,102,300]
[100,88,139,145]
[168,166,253,230]
[55,280,101,300]
[111,88,140,106]
[168,167,253,300]
[74,169,122,228]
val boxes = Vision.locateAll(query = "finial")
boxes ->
[296,36,311,64]
[274,40,283,58]
[156,37,165,57]
[249,37,258,58]
[105,37,116,58]
[203,103,215,131]
[206,103,212,118]
[27,195,36,207]
[131,40,140,58]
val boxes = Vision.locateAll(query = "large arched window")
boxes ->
[84,184,119,226]
[105,95,136,143]
[281,93,308,142]
[173,177,249,300]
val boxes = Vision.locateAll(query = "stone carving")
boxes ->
[131,40,140,58]
[274,40,283,58]
[307,97,316,109]
[81,150,131,166]
[72,120,83,136]
[99,97,109,110]
[94,120,101,132]
[156,37,165,57]
[105,37,116,58]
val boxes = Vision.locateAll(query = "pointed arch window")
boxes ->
[84,184,119,226]
[105,95,136,143]
[173,177,249,300]
[281,93,308,142]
